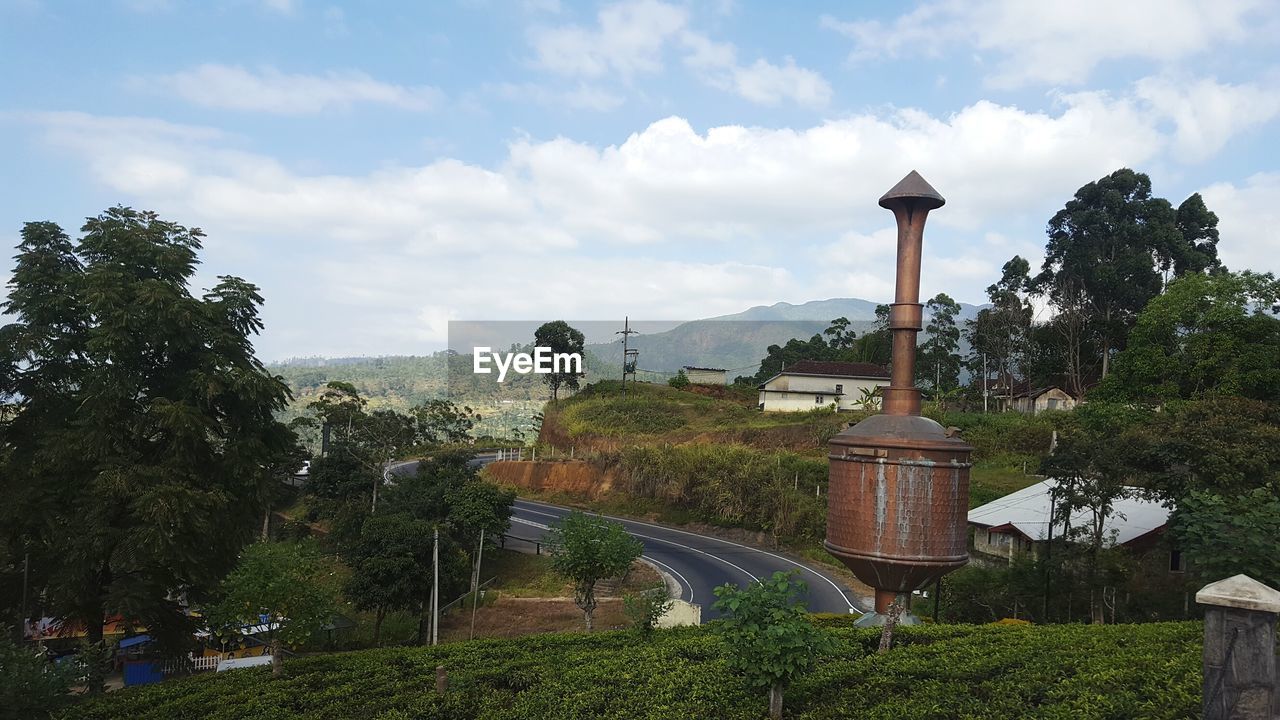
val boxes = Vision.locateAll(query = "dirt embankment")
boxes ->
[484,460,615,499]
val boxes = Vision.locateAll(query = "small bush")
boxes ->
[623,588,674,636]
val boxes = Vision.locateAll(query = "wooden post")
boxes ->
[1197,574,1279,720]
[435,665,448,693]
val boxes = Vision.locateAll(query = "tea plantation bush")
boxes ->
[61,622,1201,720]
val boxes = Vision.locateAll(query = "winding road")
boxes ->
[388,453,864,621]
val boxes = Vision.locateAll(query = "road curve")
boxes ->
[388,452,864,620]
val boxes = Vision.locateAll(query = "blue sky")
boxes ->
[2,0,1278,360]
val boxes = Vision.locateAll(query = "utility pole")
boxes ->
[616,316,638,396]
[431,526,440,646]
[982,352,989,414]
[470,528,486,640]
[1044,493,1055,621]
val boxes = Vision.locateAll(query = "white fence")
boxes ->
[162,653,225,674]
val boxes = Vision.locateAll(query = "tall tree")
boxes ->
[533,320,585,400]
[1035,169,1220,380]
[968,257,1033,407]
[822,316,857,350]
[0,208,297,658]
[920,293,961,396]
[342,514,434,645]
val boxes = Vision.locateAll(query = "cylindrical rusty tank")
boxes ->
[825,171,973,616]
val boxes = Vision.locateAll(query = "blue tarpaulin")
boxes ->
[118,635,151,649]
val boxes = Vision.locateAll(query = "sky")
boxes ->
[2,0,1278,361]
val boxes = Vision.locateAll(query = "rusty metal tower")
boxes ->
[825,171,973,623]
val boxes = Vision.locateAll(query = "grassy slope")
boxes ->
[543,380,1048,507]
[62,621,1201,720]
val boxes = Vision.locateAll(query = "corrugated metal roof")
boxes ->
[968,479,1170,546]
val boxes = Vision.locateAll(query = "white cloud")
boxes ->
[823,0,1271,88]
[528,0,687,79]
[1199,173,1280,274]
[146,64,443,114]
[529,0,831,107]
[683,34,832,108]
[261,0,295,14]
[491,82,626,112]
[1134,75,1280,161]
[27,76,1277,356]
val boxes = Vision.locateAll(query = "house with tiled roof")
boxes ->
[756,359,890,412]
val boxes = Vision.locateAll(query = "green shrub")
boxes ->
[58,622,1202,720]
[623,588,674,637]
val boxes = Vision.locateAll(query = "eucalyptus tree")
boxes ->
[0,208,298,658]
[1034,169,1221,381]
[920,293,961,396]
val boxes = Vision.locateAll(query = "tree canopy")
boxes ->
[1034,168,1221,380]
[208,541,342,676]
[0,208,298,652]
[546,511,642,631]
[533,320,585,400]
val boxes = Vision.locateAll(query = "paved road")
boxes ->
[388,453,863,621]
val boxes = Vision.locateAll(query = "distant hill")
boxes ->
[584,298,985,377]
[706,298,884,322]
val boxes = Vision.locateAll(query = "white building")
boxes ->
[968,479,1171,562]
[682,366,727,385]
[756,360,890,412]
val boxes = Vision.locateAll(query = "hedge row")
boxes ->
[62,622,1202,720]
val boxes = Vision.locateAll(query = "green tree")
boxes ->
[712,571,832,720]
[304,381,367,448]
[668,369,690,389]
[822,316,857,350]
[546,511,642,631]
[0,632,77,718]
[377,451,513,642]
[1114,397,1279,505]
[1100,271,1280,404]
[533,320,585,400]
[413,399,481,445]
[208,541,341,677]
[920,293,962,397]
[0,209,297,663]
[354,409,417,514]
[748,333,834,384]
[1174,489,1280,589]
[969,257,1033,407]
[342,514,434,645]
[849,304,892,365]
[1035,169,1221,380]
[1040,405,1144,623]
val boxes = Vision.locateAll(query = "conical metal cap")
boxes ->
[879,170,945,210]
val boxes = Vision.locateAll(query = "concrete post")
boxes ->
[1196,574,1279,720]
